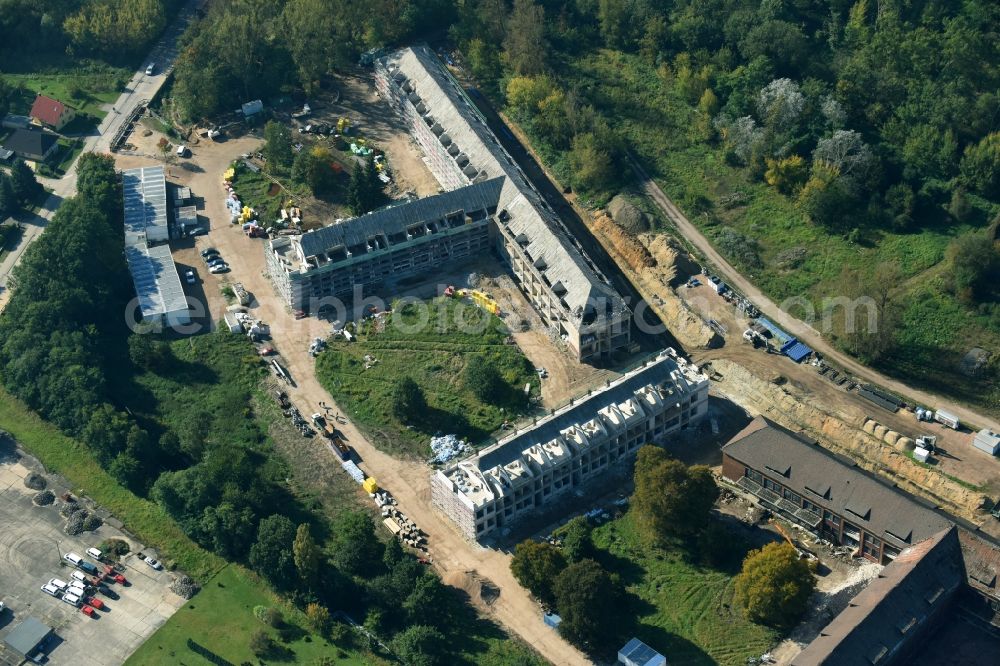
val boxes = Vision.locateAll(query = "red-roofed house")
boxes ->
[29,95,75,131]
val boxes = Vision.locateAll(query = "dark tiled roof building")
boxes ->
[793,527,964,666]
[722,417,953,564]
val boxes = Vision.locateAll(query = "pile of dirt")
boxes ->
[608,195,649,234]
[592,213,655,272]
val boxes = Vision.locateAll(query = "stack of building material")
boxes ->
[429,434,469,465]
[341,460,366,483]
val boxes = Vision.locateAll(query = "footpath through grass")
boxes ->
[316,296,539,458]
[125,564,370,666]
[592,514,780,666]
[0,388,226,581]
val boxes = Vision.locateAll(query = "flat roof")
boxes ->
[125,243,188,320]
[4,616,51,655]
[123,165,168,246]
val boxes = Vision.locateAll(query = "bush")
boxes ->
[99,538,130,557]
[33,490,55,506]
[249,629,274,657]
[23,472,46,490]
[715,228,762,270]
[82,513,103,531]
[263,606,284,628]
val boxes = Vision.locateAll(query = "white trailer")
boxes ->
[933,409,960,430]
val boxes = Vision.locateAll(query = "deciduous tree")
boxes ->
[249,514,298,587]
[631,446,719,544]
[510,540,566,606]
[293,523,321,586]
[553,559,624,653]
[734,542,815,628]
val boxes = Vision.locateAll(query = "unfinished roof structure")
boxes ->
[265,44,632,361]
[376,45,627,325]
[794,527,964,666]
[123,166,169,246]
[433,349,709,540]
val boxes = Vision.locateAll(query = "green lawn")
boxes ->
[592,514,780,666]
[4,65,129,134]
[125,565,372,666]
[316,296,539,458]
[0,389,226,581]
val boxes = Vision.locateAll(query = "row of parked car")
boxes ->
[201,246,230,274]
[39,549,126,617]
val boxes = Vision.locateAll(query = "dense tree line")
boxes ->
[0,159,43,219]
[450,0,1000,215]
[0,0,182,61]
[171,0,455,119]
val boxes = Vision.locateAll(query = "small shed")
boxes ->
[618,638,666,666]
[973,429,1000,456]
[241,99,263,117]
[222,311,243,334]
[4,617,52,658]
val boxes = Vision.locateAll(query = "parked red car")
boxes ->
[84,596,105,610]
[81,605,96,617]
[103,565,127,584]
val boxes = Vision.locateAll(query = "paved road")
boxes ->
[0,0,203,302]
[628,154,1000,433]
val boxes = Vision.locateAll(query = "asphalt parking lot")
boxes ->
[0,447,185,665]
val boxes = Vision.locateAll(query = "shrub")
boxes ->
[249,629,274,657]
[33,490,55,506]
[23,472,46,490]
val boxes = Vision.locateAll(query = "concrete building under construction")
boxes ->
[431,349,709,541]
[266,45,630,362]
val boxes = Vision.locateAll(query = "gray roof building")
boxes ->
[125,243,189,327]
[3,616,52,657]
[296,176,504,263]
[2,128,58,162]
[793,527,964,666]
[123,165,169,246]
[722,417,953,549]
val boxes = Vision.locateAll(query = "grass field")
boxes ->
[592,514,780,666]
[522,48,1000,417]
[0,389,226,580]
[125,564,372,666]
[316,296,539,458]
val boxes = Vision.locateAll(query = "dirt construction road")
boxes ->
[129,137,589,665]
[628,155,1000,433]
